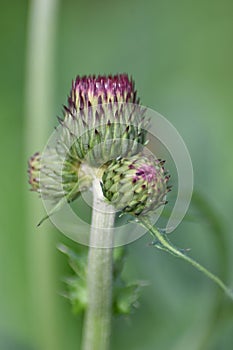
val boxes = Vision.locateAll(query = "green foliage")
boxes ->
[58,244,146,316]
[58,244,88,314]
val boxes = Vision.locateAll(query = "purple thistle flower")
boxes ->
[68,74,139,111]
[59,74,148,166]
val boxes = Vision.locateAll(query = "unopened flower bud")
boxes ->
[28,151,92,202]
[102,154,170,216]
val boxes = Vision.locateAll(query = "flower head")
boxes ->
[102,154,170,216]
[61,74,148,166]
[69,74,139,110]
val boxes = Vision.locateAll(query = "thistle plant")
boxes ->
[28,74,233,350]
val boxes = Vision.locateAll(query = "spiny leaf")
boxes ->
[58,244,146,316]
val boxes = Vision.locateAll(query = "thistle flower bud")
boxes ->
[102,154,170,216]
[61,74,148,166]
[28,151,92,201]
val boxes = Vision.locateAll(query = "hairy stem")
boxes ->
[140,217,233,300]
[81,178,115,350]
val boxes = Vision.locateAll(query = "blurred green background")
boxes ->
[1,0,233,349]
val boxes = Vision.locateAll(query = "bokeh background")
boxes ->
[1,0,233,349]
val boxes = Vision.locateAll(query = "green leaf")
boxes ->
[58,244,146,316]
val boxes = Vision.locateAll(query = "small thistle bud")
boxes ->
[102,154,170,216]
[28,151,92,202]
[61,74,148,166]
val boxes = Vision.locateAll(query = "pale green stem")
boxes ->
[81,178,115,350]
[140,217,233,300]
[25,0,59,349]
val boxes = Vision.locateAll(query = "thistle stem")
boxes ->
[81,178,115,350]
[140,217,233,300]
